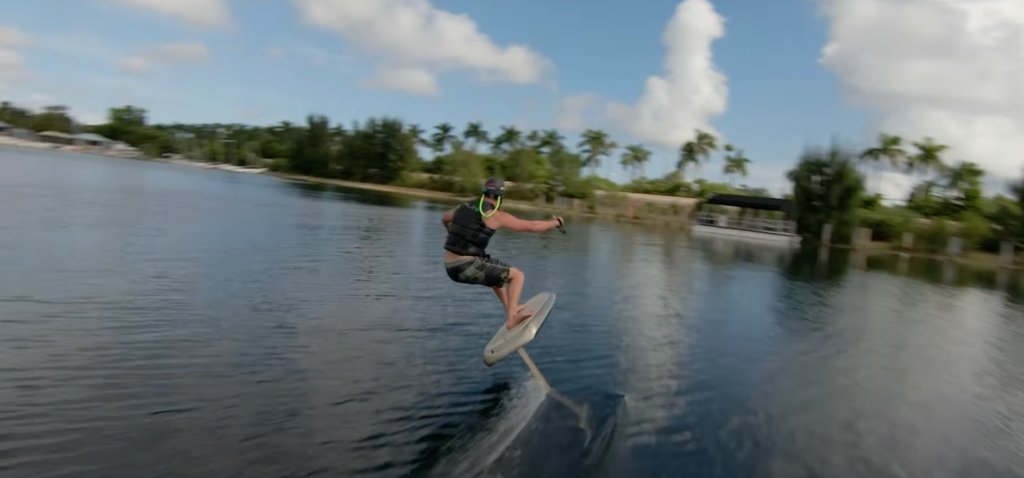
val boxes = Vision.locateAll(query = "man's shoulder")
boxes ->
[492,209,519,225]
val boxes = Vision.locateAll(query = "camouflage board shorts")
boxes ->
[445,255,511,288]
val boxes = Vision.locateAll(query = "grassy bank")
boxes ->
[845,241,1017,270]
[260,174,1021,269]
[266,171,692,228]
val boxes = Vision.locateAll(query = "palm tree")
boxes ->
[859,133,906,197]
[526,130,542,152]
[431,122,456,154]
[407,124,427,148]
[722,144,751,187]
[943,161,985,207]
[539,129,564,155]
[677,129,718,181]
[677,141,699,181]
[906,137,948,178]
[578,129,617,177]
[902,137,948,202]
[621,144,651,181]
[490,125,523,155]
[463,122,489,152]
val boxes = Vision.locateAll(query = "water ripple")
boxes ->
[4,150,1024,477]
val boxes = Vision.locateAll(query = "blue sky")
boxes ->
[2,0,1021,197]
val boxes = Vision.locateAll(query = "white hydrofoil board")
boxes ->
[483,292,556,367]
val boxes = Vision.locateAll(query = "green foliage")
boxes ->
[288,114,333,177]
[958,212,992,252]
[90,106,176,157]
[860,193,882,211]
[584,175,621,192]
[692,180,735,200]
[620,144,651,181]
[857,207,915,243]
[981,195,1020,242]
[16,99,1023,255]
[0,101,35,129]
[722,144,751,186]
[942,161,985,214]
[624,173,690,196]
[677,129,719,181]
[394,174,473,195]
[268,158,290,172]
[913,218,951,254]
[577,129,617,177]
[787,143,866,244]
[502,148,545,184]
[560,177,596,200]
[337,116,416,184]
[503,184,544,201]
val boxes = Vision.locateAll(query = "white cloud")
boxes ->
[605,0,729,149]
[555,93,602,132]
[155,42,210,61]
[117,56,151,74]
[102,0,232,26]
[0,49,23,72]
[0,26,32,48]
[818,0,1024,185]
[0,26,31,91]
[118,41,210,75]
[290,0,554,95]
[361,65,439,96]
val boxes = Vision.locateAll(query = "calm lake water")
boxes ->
[3,147,1024,478]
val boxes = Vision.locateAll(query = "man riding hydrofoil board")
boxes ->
[442,178,564,330]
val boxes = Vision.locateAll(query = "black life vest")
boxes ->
[444,201,496,257]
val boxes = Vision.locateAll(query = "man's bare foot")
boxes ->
[515,303,528,314]
[505,309,535,330]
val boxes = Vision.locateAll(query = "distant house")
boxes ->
[9,128,34,139]
[109,141,141,158]
[0,121,10,134]
[37,131,75,145]
[73,133,113,148]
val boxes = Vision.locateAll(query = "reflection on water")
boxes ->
[4,148,1024,478]
[281,180,426,210]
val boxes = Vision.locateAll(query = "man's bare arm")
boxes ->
[497,212,562,233]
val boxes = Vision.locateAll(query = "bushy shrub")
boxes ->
[268,158,290,172]
[560,178,595,200]
[394,173,477,195]
[623,176,689,196]
[503,184,544,201]
[957,212,992,252]
[913,219,951,254]
[857,207,914,243]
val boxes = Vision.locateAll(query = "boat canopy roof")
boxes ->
[704,194,794,213]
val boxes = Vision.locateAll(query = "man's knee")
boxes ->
[508,267,523,282]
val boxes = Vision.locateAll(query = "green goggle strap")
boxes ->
[478,194,501,218]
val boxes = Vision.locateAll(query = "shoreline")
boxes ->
[271,172,1018,269]
[264,171,687,227]
[835,242,1018,270]
[4,142,1016,269]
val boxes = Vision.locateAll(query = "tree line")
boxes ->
[0,101,759,201]
[787,135,1023,254]
[3,100,1022,255]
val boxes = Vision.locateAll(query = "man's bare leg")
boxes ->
[505,268,533,329]
[492,286,508,310]
[493,286,527,315]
